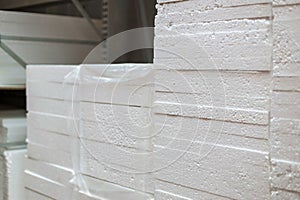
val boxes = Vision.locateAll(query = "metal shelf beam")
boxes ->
[0,0,62,9]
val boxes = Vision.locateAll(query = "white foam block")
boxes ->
[27,112,78,137]
[80,119,152,150]
[27,142,71,169]
[28,133,152,172]
[270,117,300,162]
[154,102,269,125]
[155,91,269,111]
[155,19,271,36]
[80,64,153,107]
[27,128,72,153]
[28,112,150,151]
[271,92,300,120]
[157,0,271,12]
[26,141,154,194]
[0,110,26,143]
[273,77,300,91]
[0,148,26,200]
[155,190,192,200]
[80,102,152,139]
[154,114,269,152]
[25,168,153,200]
[271,159,300,193]
[27,97,79,117]
[0,126,26,144]
[0,110,26,126]
[273,5,300,76]
[155,70,271,98]
[25,189,53,200]
[155,180,229,200]
[24,171,75,200]
[154,144,269,199]
[80,83,153,107]
[25,158,73,186]
[81,147,155,194]
[155,114,268,140]
[155,42,271,60]
[27,81,78,101]
[273,0,300,5]
[156,4,272,25]
[271,189,300,199]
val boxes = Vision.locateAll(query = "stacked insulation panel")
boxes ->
[0,110,27,200]
[26,65,154,200]
[25,0,300,199]
[0,148,26,200]
[26,65,78,199]
[0,11,102,87]
[78,65,154,198]
[270,1,300,199]
[153,0,273,199]
[0,110,26,145]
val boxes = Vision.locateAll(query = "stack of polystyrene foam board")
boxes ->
[0,10,102,86]
[26,65,81,199]
[0,110,27,200]
[153,0,273,199]
[26,64,154,200]
[0,110,26,145]
[0,148,26,200]
[79,64,154,195]
[270,1,300,199]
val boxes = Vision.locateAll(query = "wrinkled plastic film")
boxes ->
[63,65,90,199]
[63,64,154,200]
[81,64,153,84]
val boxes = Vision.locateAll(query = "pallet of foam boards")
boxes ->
[0,110,26,144]
[0,11,102,87]
[0,148,26,200]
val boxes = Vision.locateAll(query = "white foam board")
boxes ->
[153,114,269,152]
[0,126,26,144]
[156,4,272,25]
[25,189,53,200]
[155,70,271,98]
[0,110,26,143]
[26,142,154,194]
[80,102,152,139]
[79,64,153,107]
[0,110,26,126]
[0,148,26,200]
[154,145,270,199]
[27,81,78,101]
[25,158,73,186]
[27,97,79,117]
[27,112,78,137]
[24,170,153,200]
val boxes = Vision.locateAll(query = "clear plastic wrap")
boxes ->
[63,64,154,200]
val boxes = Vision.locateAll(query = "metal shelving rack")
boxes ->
[0,0,109,91]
